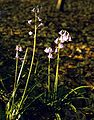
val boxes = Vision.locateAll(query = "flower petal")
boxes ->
[44,47,53,53]
[29,31,33,35]
[54,38,59,44]
[59,30,63,35]
[16,45,19,51]
[28,20,32,24]
[55,48,58,53]
[48,53,53,59]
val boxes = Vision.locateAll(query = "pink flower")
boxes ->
[44,47,53,53]
[68,36,72,41]
[48,53,53,59]
[44,47,53,59]
[59,30,72,43]
[54,38,59,44]
[61,35,68,42]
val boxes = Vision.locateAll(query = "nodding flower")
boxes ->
[44,47,53,53]
[31,7,40,13]
[18,46,23,52]
[44,30,72,58]
[32,8,35,12]
[48,53,53,59]
[37,16,42,21]
[44,47,53,59]
[15,45,19,51]
[28,20,32,24]
[15,45,23,59]
[57,30,72,43]
[58,30,63,35]
[15,52,19,59]
[38,23,43,27]
[15,45,22,52]
[28,31,33,36]
[54,38,59,44]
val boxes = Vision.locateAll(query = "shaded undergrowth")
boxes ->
[0,0,94,119]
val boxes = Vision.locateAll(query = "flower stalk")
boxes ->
[17,11,37,113]
[48,57,51,93]
[54,44,60,95]
[6,8,40,120]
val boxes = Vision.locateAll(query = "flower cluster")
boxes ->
[54,30,71,52]
[44,47,53,59]
[44,30,72,58]
[15,45,23,59]
[28,7,43,36]
[31,6,39,13]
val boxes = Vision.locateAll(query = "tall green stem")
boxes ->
[48,57,51,93]
[18,12,37,111]
[15,51,18,84]
[54,46,60,94]
[13,50,18,109]
[6,48,28,120]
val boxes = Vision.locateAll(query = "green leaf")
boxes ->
[70,104,77,112]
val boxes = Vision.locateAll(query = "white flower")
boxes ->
[62,35,68,42]
[44,47,53,53]
[59,36,65,43]
[29,31,33,35]
[44,47,53,59]
[28,20,32,24]
[15,45,22,51]
[58,30,63,35]
[68,35,72,41]
[15,52,18,58]
[19,46,22,52]
[16,45,19,51]
[54,38,59,44]
[55,48,58,53]
[37,17,42,21]
[32,8,35,12]
[48,53,53,59]
[38,23,43,27]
